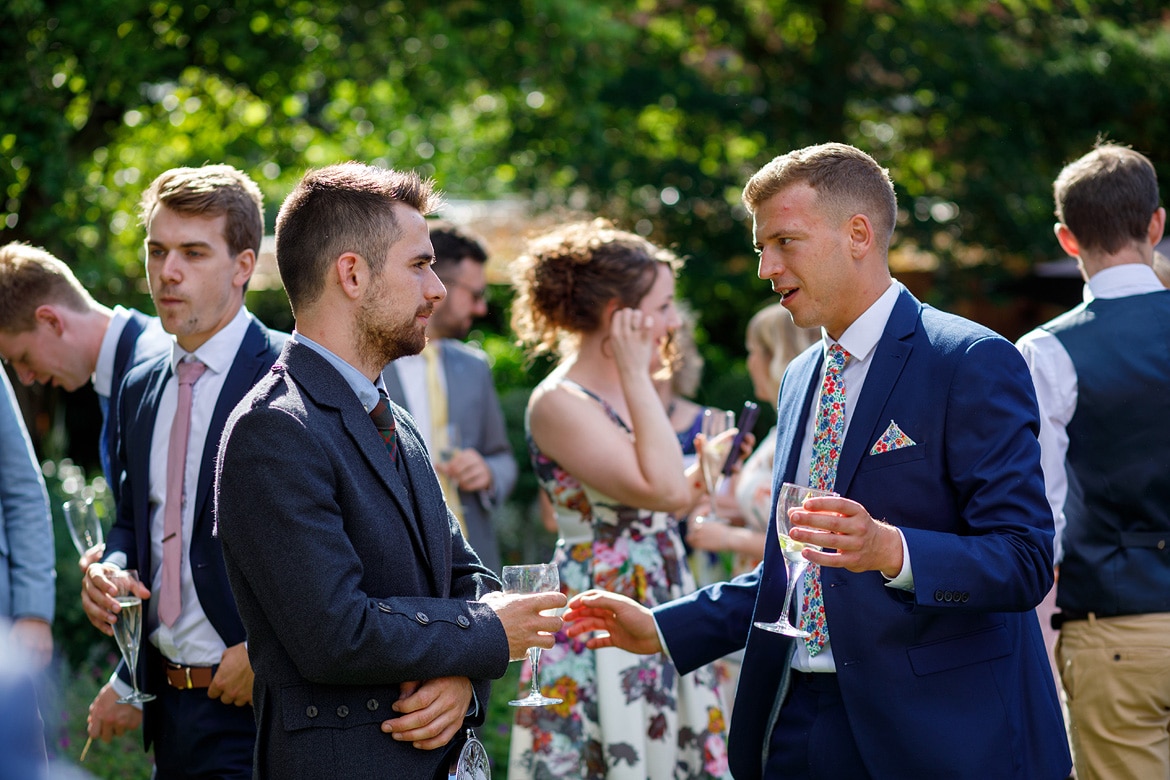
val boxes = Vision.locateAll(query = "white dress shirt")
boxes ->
[1016,263,1166,564]
[145,306,253,665]
[790,280,915,673]
[109,307,252,697]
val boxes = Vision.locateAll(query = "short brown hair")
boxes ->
[743,143,897,246]
[275,162,440,313]
[0,242,92,331]
[511,218,683,358]
[139,165,264,257]
[1054,142,1160,254]
[429,220,489,280]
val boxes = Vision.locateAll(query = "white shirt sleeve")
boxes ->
[1016,329,1078,564]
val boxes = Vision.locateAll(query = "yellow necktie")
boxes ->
[423,343,468,537]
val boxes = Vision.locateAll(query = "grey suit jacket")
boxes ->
[216,340,510,779]
[0,370,53,623]
[382,339,517,573]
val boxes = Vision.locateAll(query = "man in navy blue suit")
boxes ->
[80,164,285,778]
[565,143,1071,779]
[0,242,170,504]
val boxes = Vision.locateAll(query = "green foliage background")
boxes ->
[5,1,1170,775]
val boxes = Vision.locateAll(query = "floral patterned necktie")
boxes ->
[800,343,848,654]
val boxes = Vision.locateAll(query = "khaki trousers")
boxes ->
[1057,612,1170,780]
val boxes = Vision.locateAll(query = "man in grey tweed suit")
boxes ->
[215,163,563,779]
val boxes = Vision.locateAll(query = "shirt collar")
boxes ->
[93,305,135,398]
[171,306,250,378]
[1084,263,1165,302]
[828,279,900,363]
[290,331,386,413]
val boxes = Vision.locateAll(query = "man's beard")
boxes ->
[355,291,428,368]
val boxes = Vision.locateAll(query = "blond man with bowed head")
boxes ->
[0,242,169,502]
[214,163,563,779]
[565,143,1071,780]
[80,164,287,778]
[1017,142,1170,779]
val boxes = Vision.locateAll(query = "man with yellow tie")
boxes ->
[381,221,517,573]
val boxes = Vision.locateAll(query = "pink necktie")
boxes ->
[159,359,207,627]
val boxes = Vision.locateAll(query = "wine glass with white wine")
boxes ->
[504,563,563,707]
[698,409,735,524]
[754,482,836,635]
[111,569,155,704]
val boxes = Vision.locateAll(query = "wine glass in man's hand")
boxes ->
[503,564,564,707]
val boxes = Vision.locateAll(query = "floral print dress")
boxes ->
[508,381,730,780]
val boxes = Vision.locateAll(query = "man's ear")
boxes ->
[1147,206,1166,247]
[847,214,875,260]
[335,252,367,301]
[232,249,256,290]
[33,305,64,335]
[1054,223,1080,258]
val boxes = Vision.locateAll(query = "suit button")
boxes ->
[415,611,430,625]
[934,589,944,602]
[457,616,470,628]
[945,591,955,602]
[377,602,393,614]
[337,705,349,718]
[366,699,379,712]
[960,592,970,602]
[306,706,318,718]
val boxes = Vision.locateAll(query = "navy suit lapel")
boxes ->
[127,356,171,573]
[773,346,823,489]
[834,290,919,497]
[192,319,270,535]
[101,311,148,485]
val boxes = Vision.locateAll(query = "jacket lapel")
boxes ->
[127,356,171,573]
[192,319,272,536]
[833,289,919,497]
[289,343,433,574]
[774,345,823,489]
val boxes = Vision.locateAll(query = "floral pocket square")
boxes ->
[870,420,917,455]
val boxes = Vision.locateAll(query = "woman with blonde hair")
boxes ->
[508,219,729,779]
[688,301,820,575]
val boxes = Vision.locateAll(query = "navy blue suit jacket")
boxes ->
[656,287,1071,779]
[101,309,170,506]
[106,317,285,743]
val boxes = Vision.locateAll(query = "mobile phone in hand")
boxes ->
[721,401,760,476]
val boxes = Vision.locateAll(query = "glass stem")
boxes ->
[783,559,808,625]
[528,647,542,698]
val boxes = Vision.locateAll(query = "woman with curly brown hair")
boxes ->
[507,219,729,780]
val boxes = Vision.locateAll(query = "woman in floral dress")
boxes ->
[508,220,730,780]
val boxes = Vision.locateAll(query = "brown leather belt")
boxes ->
[165,661,214,690]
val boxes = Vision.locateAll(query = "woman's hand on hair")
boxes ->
[609,307,657,376]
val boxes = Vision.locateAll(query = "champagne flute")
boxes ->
[698,409,735,524]
[504,563,563,707]
[111,569,155,704]
[754,482,836,635]
[439,422,462,465]
[62,497,104,557]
